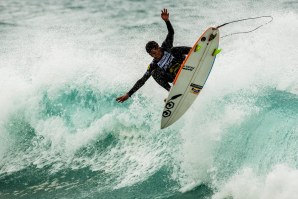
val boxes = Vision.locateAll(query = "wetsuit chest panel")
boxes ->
[157,51,174,70]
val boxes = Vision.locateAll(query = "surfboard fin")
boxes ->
[212,48,221,56]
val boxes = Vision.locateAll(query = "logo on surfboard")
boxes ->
[190,83,203,95]
[162,94,183,118]
[183,65,194,71]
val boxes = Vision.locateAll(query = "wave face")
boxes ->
[0,0,297,198]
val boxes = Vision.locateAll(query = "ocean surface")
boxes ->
[0,0,298,198]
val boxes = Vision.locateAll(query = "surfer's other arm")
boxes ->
[116,72,151,103]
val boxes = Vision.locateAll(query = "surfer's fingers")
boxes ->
[116,97,123,102]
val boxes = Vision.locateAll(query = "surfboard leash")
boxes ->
[216,16,273,38]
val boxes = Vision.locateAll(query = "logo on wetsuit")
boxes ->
[157,51,174,70]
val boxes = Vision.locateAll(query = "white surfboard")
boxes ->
[161,27,220,129]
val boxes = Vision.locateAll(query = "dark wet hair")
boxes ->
[145,41,159,53]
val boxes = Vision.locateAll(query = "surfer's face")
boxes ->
[149,48,162,60]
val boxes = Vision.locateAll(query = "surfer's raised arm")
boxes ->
[117,8,190,104]
[116,9,174,103]
[161,8,174,51]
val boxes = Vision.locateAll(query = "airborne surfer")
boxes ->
[116,8,191,103]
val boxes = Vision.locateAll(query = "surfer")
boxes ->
[116,8,191,103]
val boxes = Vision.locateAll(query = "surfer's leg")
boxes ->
[152,68,171,91]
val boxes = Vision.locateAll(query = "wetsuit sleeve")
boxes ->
[127,70,151,97]
[171,46,192,58]
[161,20,174,51]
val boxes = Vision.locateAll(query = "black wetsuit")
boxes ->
[128,20,191,97]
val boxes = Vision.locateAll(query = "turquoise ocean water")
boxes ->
[0,0,298,198]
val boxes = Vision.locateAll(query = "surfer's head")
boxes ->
[146,41,162,60]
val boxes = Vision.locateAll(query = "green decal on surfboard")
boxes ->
[195,45,201,52]
[212,48,221,56]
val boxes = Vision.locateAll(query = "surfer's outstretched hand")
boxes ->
[116,93,129,103]
[161,8,169,21]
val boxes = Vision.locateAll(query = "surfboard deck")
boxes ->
[161,27,220,129]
